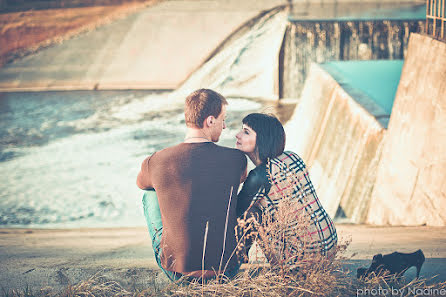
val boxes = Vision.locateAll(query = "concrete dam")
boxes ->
[187,1,443,226]
[281,2,425,98]
[282,13,445,225]
[186,1,444,226]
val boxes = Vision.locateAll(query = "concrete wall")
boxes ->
[285,64,385,222]
[367,34,446,226]
[0,0,285,91]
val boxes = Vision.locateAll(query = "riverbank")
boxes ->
[0,0,161,67]
[1,225,445,293]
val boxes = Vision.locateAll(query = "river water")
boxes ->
[0,91,270,228]
[0,8,289,228]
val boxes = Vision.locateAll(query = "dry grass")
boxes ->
[4,161,446,296]
[5,241,445,297]
[0,0,160,66]
[163,158,446,297]
[166,225,350,297]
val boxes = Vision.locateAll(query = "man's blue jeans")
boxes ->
[142,190,182,281]
[142,190,241,282]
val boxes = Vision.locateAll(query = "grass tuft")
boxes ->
[4,161,446,296]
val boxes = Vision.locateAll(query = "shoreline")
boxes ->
[1,224,446,292]
[2,224,446,258]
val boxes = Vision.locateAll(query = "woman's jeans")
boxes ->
[142,189,241,282]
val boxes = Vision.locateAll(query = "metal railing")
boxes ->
[426,0,446,39]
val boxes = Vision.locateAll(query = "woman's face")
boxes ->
[236,124,257,154]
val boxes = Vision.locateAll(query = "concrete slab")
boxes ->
[367,34,446,227]
[0,0,284,91]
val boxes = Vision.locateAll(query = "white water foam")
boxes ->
[0,95,262,228]
[0,8,288,228]
[169,9,287,101]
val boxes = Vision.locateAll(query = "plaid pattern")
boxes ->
[251,151,337,266]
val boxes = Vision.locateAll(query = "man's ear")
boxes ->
[205,116,215,127]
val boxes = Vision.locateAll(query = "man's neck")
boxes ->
[184,129,212,143]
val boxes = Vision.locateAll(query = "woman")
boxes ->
[235,113,337,269]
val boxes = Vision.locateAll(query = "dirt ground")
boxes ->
[0,225,445,293]
[0,0,160,66]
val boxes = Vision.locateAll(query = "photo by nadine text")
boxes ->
[357,286,446,296]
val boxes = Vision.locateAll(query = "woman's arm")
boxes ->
[236,165,268,217]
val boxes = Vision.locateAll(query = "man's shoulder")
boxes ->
[151,143,185,156]
[213,144,243,154]
[152,143,246,165]
[213,144,246,159]
[143,144,182,166]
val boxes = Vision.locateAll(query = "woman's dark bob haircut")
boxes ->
[242,113,286,164]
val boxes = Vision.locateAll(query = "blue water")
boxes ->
[322,60,404,115]
[0,91,156,161]
[0,9,289,229]
[289,3,426,22]
[0,91,264,228]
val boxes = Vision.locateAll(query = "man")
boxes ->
[137,89,247,281]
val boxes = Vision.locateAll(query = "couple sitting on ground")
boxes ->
[136,89,338,282]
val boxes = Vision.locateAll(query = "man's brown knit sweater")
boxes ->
[137,142,247,274]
